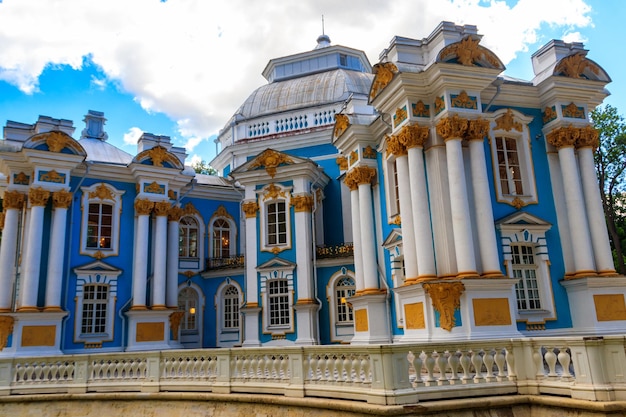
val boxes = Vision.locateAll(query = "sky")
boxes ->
[0,0,624,165]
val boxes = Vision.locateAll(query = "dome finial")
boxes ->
[315,15,331,49]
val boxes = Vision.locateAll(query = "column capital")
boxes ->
[546,125,579,149]
[466,118,491,141]
[2,190,25,210]
[134,198,154,215]
[242,201,259,218]
[576,125,600,150]
[345,166,377,190]
[52,190,73,209]
[436,114,468,141]
[398,124,429,149]
[153,201,171,217]
[29,187,50,207]
[291,194,314,212]
[386,134,407,157]
[168,206,184,221]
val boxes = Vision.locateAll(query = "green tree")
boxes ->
[191,159,217,176]
[591,104,626,274]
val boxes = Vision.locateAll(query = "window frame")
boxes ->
[259,264,295,336]
[179,215,200,259]
[259,183,292,253]
[326,268,356,343]
[177,210,205,272]
[215,279,243,347]
[383,154,401,221]
[80,183,124,257]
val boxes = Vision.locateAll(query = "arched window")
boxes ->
[335,276,356,324]
[179,216,199,258]
[326,268,356,343]
[223,285,240,329]
[212,218,231,259]
[178,286,199,333]
[216,280,243,347]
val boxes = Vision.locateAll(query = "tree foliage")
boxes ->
[591,104,626,274]
[191,159,217,176]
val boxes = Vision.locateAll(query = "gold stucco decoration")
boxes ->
[29,187,50,207]
[242,201,259,218]
[439,36,502,68]
[40,170,65,184]
[451,91,477,109]
[134,199,155,215]
[412,101,429,118]
[554,53,599,79]
[45,131,72,153]
[169,311,185,341]
[436,114,469,140]
[0,316,15,350]
[466,118,491,141]
[334,114,350,138]
[168,206,184,221]
[543,106,557,124]
[168,189,176,200]
[336,156,348,171]
[386,134,407,157]
[183,202,200,216]
[363,145,377,159]
[146,146,169,167]
[3,190,25,210]
[511,197,526,210]
[349,150,358,166]
[52,190,72,209]
[576,125,600,149]
[92,250,106,260]
[394,106,408,127]
[434,96,445,114]
[398,124,429,149]
[423,281,465,331]
[250,149,294,178]
[546,125,580,149]
[145,181,164,194]
[214,205,234,220]
[562,102,585,119]
[291,194,314,212]
[344,166,377,191]
[495,109,522,132]
[89,183,115,201]
[154,201,172,216]
[14,172,30,185]
[263,183,287,201]
[370,62,398,101]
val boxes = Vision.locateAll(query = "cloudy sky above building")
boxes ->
[0,0,623,164]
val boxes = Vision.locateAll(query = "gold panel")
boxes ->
[354,309,368,332]
[473,298,512,326]
[404,302,425,330]
[22,325,56,347]
[594,294,626,322]
[136,322,165,342]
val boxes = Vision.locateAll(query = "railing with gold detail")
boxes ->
[316,243,354,259]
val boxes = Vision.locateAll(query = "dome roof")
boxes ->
[236,68,373,120]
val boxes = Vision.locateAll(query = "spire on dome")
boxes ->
[315,15,331,49]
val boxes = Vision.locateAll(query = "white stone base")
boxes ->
[294,303,319,345]
[348,293,391,345]
[0,311,67,357]
[125,309,181,352]
[241,306,261,347]
[561,276,626,335]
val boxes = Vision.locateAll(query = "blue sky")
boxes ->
[0,0,623,165]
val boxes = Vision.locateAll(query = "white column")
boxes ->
[19,188,50,311]
[294,193,314,301]
[547,128,596,276]
[0,191,24,311]
[468,120,502,277]
[131,199,153,310]
[355,167,380,292]
[166,207,182,308]
[393,149,419,282]
[241,199,261,346]
[349,186,364,290]
[152,202,170,309]
[44,190,72,310]
[402,125,437,280]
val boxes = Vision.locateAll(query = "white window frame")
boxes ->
[215,279,243,347]
[326,268,356,343]
[511,244,542,311]
[80,183,124,257]
[178,212,205,271]
[383,154,401,221]
[260,266,295,335]
[73,261,120,347]
[259,184,292,253]
[488,109,537,208]
[208,206,237,262]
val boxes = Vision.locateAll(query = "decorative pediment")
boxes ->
[133,146,184,170]
[553,53,610,82]
[24,131,87,156]
[257,257,296,272]
[437,36,504,70]
[496,211,551,229]
[73,260,122,276]
[231,148,312,178]
[382,228,403,249]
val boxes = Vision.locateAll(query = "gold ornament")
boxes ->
[554,53,599,79]
[52,190,73,209]
[250,149,294,178]
[334,114,350,138]
[3,190,24,210]
[89,183,115,201]
[495,109,522,132]
[242,201,259,218]
[134,199,154,215]
[423,282,465,331]
[436,114,469,140]
[370,62,398,101]
[154,201,171,216]
[29,187,50,207]
[291,194,314,212]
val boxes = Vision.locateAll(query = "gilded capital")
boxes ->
[3,190,25,210]
[29,187,50,207]
[546,126,579,149]
[344,166,376,190]
[134,198,154,215]
[466,118,491,141]
[423,282,465,331]
[436,114,468,140]
[154,201,172,216]
[52,190,73,209]
[242,201,259,218]
[291,194,314,212]
[386,134,407,157]
[398,124,429,149]
[576,125,600,149]
[168,206,184,221]
[336,156,348,171]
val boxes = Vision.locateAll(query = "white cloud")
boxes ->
[123,127,143,146]
[0,0,595,142]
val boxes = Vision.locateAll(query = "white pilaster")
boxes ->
[0,193,23,311]
[395,154,419,281]
[349,187,364,290]
[358,180,379,291]
[44,191,72,310]
[132,199,153,309]
[166,210,181,308]
[152,202,169,309]
[242,198,260,346]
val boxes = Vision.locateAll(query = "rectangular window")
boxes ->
[87,203,113,249]
[267,201,287,246]
[268,279,290,327]
[224,296,239,328]
[336,288,355,323]
[512,245,541,310]
[496,136,523,195]
[81,284,108,334]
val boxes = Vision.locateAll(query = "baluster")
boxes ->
[318,356,327,383]
[471,350,485,383]
[459,350,472,383]
[309,355,318,381]
[494,348,507,382]
[557,347,574,382]
[259,355,268,379]
[544,347,558,379]
[249,356,258,380]
[326,355,336,382]
[505,348,516,380]
[351,356,361,383]
[34,363,43,382]
[423,351,437,386]
[342,356,351,382]
[281,355,289,380]
[361,356,371,384]
[447,350,460,385]
[483,348,496,382]
[435,351,449,385]
[533,347,545,379]
[242,357,250,379]
[107,361,117,379]
[46,363,57,382]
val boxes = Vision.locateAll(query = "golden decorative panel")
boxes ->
[182,202,200,215]
[0,316,14,350]
[250,149,294,178]
[263,183,287,201]
[450,91,477,110]
[214,205,234,220]
[495,109,522,132]
[89,183,115,200]
[349,150,358,165]
[594,294,626,322]
[543,106,557,124]
[412,101,430,118]
[146,146,169,167]
[13,172,30,185]
[336,156,348,171]
[136,322,165,342]
[434,96,445,115]
[39,170,65,184]
[404,302,426,330]
[562,102,585,119]
[144,181,165,194]
[334,114,350,138]
[554,53,600,79]
[473,298,512,326]
[363,145,377,159]
[354,309,369,332]
[393,106,408,127]
[423,282,464,331]
[22,325,56,347]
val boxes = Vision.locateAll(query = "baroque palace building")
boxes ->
[1,21,625,356]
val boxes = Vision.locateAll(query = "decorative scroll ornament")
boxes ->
[439,36,502,68]
[511,196,526,210]
[394,107,408,126]
[45,131,72,153]
[214,205,234,220]
[0,316,15,350]
[169,311,185,341]
[436,114,469,140]
[543,106,557,124]
[344,166,377,191]
[146,146,169,167]
[392,215,402,225]
[263,183,287,201]
[183,202,200,216]
[363,145,377,159]
[40,170,64,184]
[52,190,73,209]
[423,282,465,331]
[398,124,430,149]
[134,199,155,215]
[14,172,29,185]
[554,53,599,79]
[29,187,50,207]
[89,183,115,201]
[495,109,522,132]
[386,134,407,157]
[434,96,445,114]
[250,149,294,178]
[466,118,491,141]
[242,201,259,218]
[3,190,25,210]
[546,126,580,149]
[168,206,184,221]
[145,181,164,194]
[334,114,350,138]
[336,156,348,171]
[451,91,477,109]
[412,100,430,118]
[562,102,585,119]
[154,201,172,216]
[576,125,600,149]
[291,194,314,212]
[370,62,398,101]
[349,150,358,165]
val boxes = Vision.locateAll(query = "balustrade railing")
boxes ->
[316,243,354,259]
[206,255,245,270]
[1,336,625,404]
